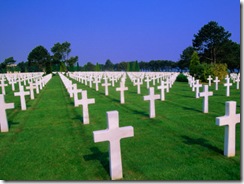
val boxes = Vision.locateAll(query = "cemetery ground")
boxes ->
[0,73,240,180]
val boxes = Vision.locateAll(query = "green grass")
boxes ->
[0,74,240,180]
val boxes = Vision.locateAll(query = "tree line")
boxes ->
[0,21,240,73]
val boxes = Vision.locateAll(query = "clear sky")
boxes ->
[0,0,240,65]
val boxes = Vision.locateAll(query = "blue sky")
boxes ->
[0,0,240,65]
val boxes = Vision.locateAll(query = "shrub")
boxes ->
[176,73,188,82]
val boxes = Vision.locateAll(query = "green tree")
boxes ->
[104,59,114,71]
[219,40,240,72]
[193,21,231,64]
[51,41,78,71]
[178,46,195,70]
[95,63,101,71]
[60,61,67,72]
[51,42,71,62]
[66,56,78,71]
[189,51,200,77]
[28,45,50,72]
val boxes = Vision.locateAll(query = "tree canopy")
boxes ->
[27,45,50,72]
[192,21,231,64]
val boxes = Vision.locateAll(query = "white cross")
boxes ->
[194,80,202,98]
[0,79,7,95]
[235,76,240,90]
[134,78,142,94]
[165,78,170,92]
[216,101,240,157]
[224,77,232,97]
[77,90,95,124]
[9,78,16,91]
[191,77,195,91]
[93,77,100,91]
[93,111,134,180]
[14,85,30,110]
[143,87,160,118]
[26,82,36,100]
[102,78,111,96]
[144,76,151,89]
[116,81,128,104]
[33,80,40,94]
[0,94,14,132]
[198,85,213,113]
[207,75,213,86]
[157,80,167,101]
[110,77,116,87]
[213,76,220,90]
[72,84,82,107]
[88,76,93,88]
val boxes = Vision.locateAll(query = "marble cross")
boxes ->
[235,76,240,90]
[26,82,35,100]
[207,75,213,86]
[0,94,14,132]
[216,101,240,157]
[72,84,82,107]
[116,81,128,104]
[144,76,151,89]
[102,77,111,96]
[194,80,202,98]
[157,80,167,101]
[0,79,7,95]
[134,78,142,94]
[143,87,160,118]
[199,85,213,113]
[14,85,30,110]
[77,90,95,124]
[224,77,232,97]
[93,111,134,180]
[213,76,220,90]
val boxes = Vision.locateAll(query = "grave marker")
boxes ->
[194,80,202,98]
[93,111,134,180]
[199,85,213,113]
[213,76,220,90]
[14,85,30,110]
[207,75,213,86]
[102,77,111,96]
[116,81,128,104]
[0,94,14,132]
[77,90,95,124]
[224,77,232,97]
[157,81,167,101]
[143,87,160,118]
[216,101,240,157]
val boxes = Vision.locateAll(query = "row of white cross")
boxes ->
[186,73,240,157]
[0,73,52,132]
[61,71,184,180]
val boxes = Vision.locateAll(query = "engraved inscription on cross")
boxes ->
[0,94,14,132]
[93,111,134,180]
[216,101,240,157]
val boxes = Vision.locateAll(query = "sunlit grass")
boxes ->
[0,74,240,180]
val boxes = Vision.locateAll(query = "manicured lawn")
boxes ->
[0,73,240,180]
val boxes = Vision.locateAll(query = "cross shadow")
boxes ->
[182,106,202,113]
[181,135,222,154]
[8,120,20,128]
[83,147,110,176]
